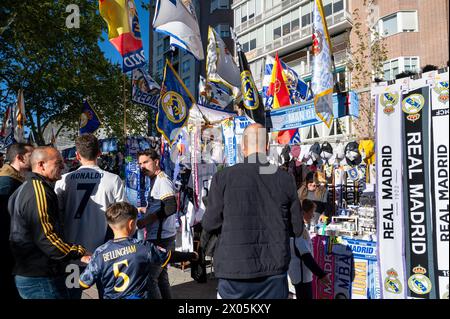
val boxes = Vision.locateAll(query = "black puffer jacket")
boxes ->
[201,153,304,280]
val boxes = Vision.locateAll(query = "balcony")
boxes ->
[234,0,303,34]
[243,10,352,63]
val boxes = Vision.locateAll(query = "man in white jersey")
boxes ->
[55,134,125,298]
[137,149,178,299]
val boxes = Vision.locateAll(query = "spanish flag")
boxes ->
[267,53,291,109]
[267,54,296,144]
[99,0,146,72]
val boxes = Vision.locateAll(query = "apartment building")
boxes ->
[232,0,449,142]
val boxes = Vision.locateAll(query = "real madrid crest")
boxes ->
[384,268,403,294]
[240,71,259,111]
[380,91,399,115]
[312,29,323,56]
[161,91,187,124]
[408,265,432,295]
[433,81,449,103]
[402,94,425,122]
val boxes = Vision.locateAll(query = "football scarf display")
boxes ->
[374,83,407,299]
[402,83,434,299]
[429,72,449,299]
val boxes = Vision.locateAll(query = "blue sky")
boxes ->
[98,0,151,66]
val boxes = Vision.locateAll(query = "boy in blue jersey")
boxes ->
[79,202,198,299]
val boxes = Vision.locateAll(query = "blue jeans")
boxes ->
[15,275,70,299]
[147,236,175,299]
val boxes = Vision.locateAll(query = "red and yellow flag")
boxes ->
[267,53,296,144]
[99,0,146,72]
[267,53,291,109]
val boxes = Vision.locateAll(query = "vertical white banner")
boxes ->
[375,83,407,299]
[430,72,449,299]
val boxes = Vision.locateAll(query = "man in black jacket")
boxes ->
[201,123,304,299]
[0,143,34,299]
[8,146,88,299]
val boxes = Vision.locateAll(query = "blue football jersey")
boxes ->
[79,237,170,299]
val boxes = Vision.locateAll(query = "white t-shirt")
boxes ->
[288,229,314,284]
[55,165,125,253]
[146,172,177,240]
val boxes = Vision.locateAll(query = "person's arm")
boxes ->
[145,241,198,267]
[201,172,224,233]
[287,175,304,237]
[79,252,100,290]
[300,253,327,278]
[294,237,331,286]
[30,180,86,261]
[115,177,126,202]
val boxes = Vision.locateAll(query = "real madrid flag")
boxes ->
[235,35,266,126]
[153,0,204,61]
[157,60,196,146]
[79,100,101,135]
[311,0,334,128]
[99,0,146,73]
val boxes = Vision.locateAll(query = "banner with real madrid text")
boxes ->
[374,82,407,299]
[402,78,435,299]
[157,60,196,146]
[429,72,449,299]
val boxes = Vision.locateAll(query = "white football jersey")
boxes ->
[146,172,177,240]
[55,165,126,253]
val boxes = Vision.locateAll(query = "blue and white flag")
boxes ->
[311,0,334,128]
[132,66,160,109]
[153,0,204,60]
[79,100,101,135]
[198,75,234,111]
[157,60,195,146]
[263,55,308,108]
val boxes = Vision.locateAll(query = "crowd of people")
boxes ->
[0,128,331,300]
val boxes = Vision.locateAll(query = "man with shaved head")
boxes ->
[8,146,88,299]
[201,124,304,299]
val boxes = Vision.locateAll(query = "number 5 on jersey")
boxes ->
[113,260,130,292]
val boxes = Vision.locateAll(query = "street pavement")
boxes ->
[82,265,218,299]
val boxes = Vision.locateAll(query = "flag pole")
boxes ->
[123,73,127,137]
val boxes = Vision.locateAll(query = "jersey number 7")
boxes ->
[74,183,96,219]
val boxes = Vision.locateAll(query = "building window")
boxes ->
[404,57,419,73]
[291,8,300,32]
[333,0,344,13]
[282,11,291,36]
[383,59,399,81]
[380,14,398,36]
[235,6,241,26]
[383,57,419,81]
[401,11,418,32]
[241,2,247,23]
[301,2,312,28]
[323,0,332,16]
[273,17,282,40]
[215,24,231,38]
[248,0,255,20]
[379,11,418,37]
[211,0,229,13]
